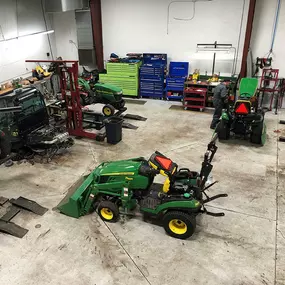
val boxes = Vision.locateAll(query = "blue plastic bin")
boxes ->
[169,62,189,77]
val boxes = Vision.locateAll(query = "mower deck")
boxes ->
[82,106,147,131]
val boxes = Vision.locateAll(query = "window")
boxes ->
[19,94,45,118]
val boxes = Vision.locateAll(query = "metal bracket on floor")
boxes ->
[0,197,48,238]
[0,220,28,238]
[0,196,9,206]
[10,197,48,216]
[122,122,138,130]
[121,113,147,121]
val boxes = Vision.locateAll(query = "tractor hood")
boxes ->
[95,159,145,176]
[95,83,123,94]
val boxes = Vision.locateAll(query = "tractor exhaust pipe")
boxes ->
[40,132,70,145]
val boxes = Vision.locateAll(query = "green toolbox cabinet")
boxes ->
[100,62,142,97]
[106,62,141,77]
[99,74,139,97]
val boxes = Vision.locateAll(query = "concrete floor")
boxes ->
[0,99,284,285]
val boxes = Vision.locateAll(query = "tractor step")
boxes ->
[10,197,48,216]
[122,113,147,121]
[0,220,28,238]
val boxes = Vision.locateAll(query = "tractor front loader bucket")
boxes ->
[57,172,95,218]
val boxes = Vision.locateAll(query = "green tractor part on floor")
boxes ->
[216,77,266,146]
[78,78,125,117]
[58,135,227,240]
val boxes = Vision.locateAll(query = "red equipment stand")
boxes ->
[25,60,104,141]
[183,87,207,111]
[259,68,279,110]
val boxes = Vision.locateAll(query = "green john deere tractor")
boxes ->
[216,78,266,145]
[58,135,227,240]
[78,78,125,117]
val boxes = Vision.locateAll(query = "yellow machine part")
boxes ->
[36,65,51,77]
[149,161,176,193]
[169,219,187,235]
[163,178,171,193]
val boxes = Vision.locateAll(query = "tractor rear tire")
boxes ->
[250,122,264,145]
[216,120,230,140]
[98,201,119,223]
[162,211,196,239]
[0,131,11,159]
[102,104,115,117]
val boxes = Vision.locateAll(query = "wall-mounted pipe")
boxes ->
[270,0,282,53]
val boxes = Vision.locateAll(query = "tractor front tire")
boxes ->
[250,122,265,145]
[102,104,115,117]
[98,201,119,223]
[216,120,230,140]
[162,211,196,239]
[0,131,11,159]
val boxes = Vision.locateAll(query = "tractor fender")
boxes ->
[141,200,201,216]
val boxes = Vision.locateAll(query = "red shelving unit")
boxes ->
[259,68,279,110]
[183,87,207,111]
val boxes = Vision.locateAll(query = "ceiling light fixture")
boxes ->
[196,41,236,75]
[0,30,54,43]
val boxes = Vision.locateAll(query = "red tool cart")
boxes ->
[183,87,207,111]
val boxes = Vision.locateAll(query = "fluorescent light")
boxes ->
[0,30,54,43]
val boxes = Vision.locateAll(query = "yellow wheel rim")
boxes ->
[169,219,187,235]
[100,208,113,220]
[103,107,112,116]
